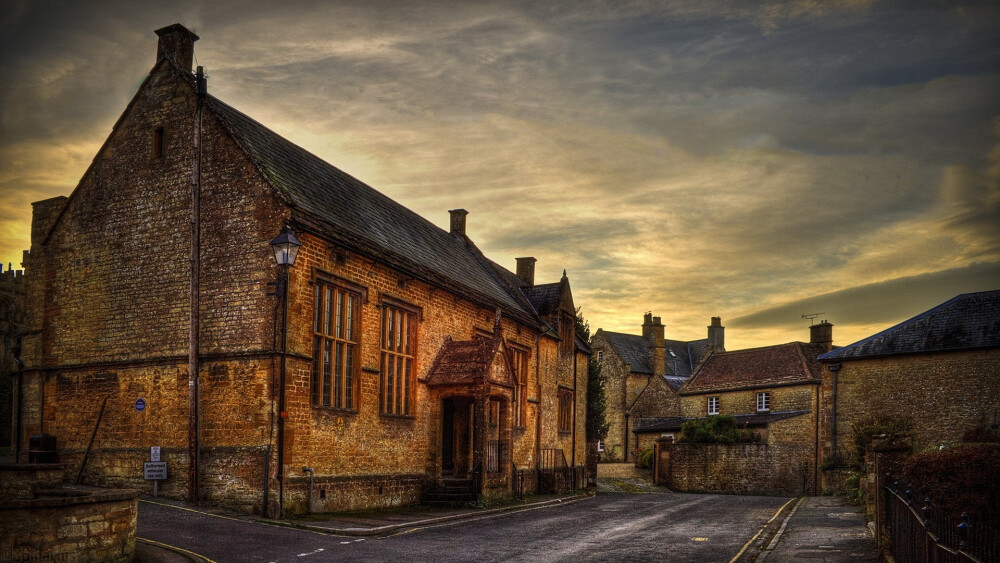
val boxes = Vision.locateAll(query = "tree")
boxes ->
[577,308,607,443]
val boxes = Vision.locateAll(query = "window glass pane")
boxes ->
[335,342,344,408]
[346,294,354,341]
[312,336,320,405]
[324,288,332,336]
[345,343,354,409]
[323,340,332,406]
[314,286,321,332]
[335,291,343,339]
[403,358,411,415]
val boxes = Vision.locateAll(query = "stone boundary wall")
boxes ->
[596,462,649,479]
[1,488,138,562]
[285,473,426,514]
[656,442,813,496]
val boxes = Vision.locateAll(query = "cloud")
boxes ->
[728,261,1000,332]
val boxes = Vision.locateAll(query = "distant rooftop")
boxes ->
[819,290,1000,361]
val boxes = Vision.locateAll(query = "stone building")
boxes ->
[15,24,589,516]
[1,262,26,448]
[590,314,722,462]
[817,290,1000,479]
[641,322,834,495]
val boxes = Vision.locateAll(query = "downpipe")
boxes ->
[302,467,315,514]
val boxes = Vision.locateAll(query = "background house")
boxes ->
[644,322,833,495]
[591,314,722,462]
[817,290,1000,485]
[14,24,588,516]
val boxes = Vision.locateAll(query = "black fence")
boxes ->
[884,478,999,562]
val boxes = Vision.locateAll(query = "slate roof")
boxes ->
[679,342,827,395]
[524,283,563,317]
[599,331,711,379]
[632,410,810,434]
[205,95,536,325]
[818,290,1000,361]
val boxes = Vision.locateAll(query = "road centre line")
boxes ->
[728,497,800,563]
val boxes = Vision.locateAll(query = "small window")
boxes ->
[597,440,605,452]
[152,127,165,158]
[757,392,770,412]
[596,350,603,362]
[707,396,719,415]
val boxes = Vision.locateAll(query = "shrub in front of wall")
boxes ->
[850,416,911,469]
[678,415,761,445]
[903,443,1000,517]
[637,448,654,470]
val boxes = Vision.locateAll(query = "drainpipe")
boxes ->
[829,363,841,461]
[302,467,315,514]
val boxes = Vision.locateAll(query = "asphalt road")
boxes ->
[138,493,791,562]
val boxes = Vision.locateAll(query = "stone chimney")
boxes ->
[810,320,834,352]
[642,313,666,377]
[31,197,69,247]
[515,257,536,286]
[155,23,199,71]
[449,209,468,237]
[708,317,725,350]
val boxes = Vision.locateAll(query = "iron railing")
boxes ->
[884,478,999,563]
[487,440,506,473]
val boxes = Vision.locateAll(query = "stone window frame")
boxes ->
[311,279,363,412]
[756,391,770,412]
[707,396,719,415]
[378,295,421,418]
[557,386,574,434]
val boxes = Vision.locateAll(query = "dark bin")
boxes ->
[28,434,59,463]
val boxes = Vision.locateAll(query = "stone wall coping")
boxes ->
[0,485,139,509]
[0,463,67,471]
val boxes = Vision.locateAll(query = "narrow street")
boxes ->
[138,493,790,562]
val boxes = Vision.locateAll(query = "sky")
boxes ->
[1,0,998,350]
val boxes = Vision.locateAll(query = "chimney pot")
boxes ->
[154,23,199,71]
[515,257,536,286]
[449,209,468,237]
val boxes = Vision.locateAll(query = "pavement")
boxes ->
[756,495,876,562]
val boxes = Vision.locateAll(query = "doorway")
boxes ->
[441,397,474,477]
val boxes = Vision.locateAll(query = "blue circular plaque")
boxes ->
[135,398,146,412]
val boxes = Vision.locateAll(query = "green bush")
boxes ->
[637,447,654,469]
[903,443,1000,517]
[843,472,864,505]
[677,415,761,445]
[849,416,910,469]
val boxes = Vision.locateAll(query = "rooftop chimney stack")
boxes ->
[810,320,834,352]
[449,209,468,237]
[515,257,536,286]
[642,313,666,377]
[155,23,199,72]
[708,317,725,351]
